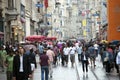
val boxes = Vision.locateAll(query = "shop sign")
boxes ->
[36,4,43,8]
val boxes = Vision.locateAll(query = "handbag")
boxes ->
[104,52,109,62]
[104,57,108,62]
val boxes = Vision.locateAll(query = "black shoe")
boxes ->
[2,69,4,72]
[117,71,119,73]
[50,75,52,78]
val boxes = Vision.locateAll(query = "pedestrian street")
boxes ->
[0,54,120,80]
[33,54,120,80]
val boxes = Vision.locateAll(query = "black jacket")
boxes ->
[13,54,32,79]
[28,52,37,68]
[81,51,89,61]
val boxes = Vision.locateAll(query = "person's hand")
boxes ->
[29,74,32,78]
[4,63,8,67]
[13,77,16,80]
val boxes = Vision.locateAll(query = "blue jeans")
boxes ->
[41,66,49,80]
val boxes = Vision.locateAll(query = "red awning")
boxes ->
[46,37,57,41]
[25,35,46,41]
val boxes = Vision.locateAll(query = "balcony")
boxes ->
[5,8,19,21]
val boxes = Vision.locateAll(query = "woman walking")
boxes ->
[81,47,89,74]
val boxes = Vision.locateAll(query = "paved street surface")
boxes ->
[33,55,77,80]
[76,54,120,80]
[0,70,6,80]
[1,54,120,80]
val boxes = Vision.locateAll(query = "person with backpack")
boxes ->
[102,47,113,73]
[88,45,96,68]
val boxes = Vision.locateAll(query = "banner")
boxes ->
[83,30,87,36]
[82,19,86,27]
[44,0,48,8]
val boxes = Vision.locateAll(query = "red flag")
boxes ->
[44,0,48,8]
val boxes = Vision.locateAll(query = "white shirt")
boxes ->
[19,55,23,72]
[83,55,86,60]
[75,43,79,49]
[69,47,76,54]
[77,46,82,54]
[116,52,120,64]
[94,44,99,50]
[63,47,70,55]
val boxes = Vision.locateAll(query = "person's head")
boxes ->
[65,44,68,47]
[1,46,4,50]
[18,46,25,55]
[9,49,14,56]
[15,50,19,55]
[43,48,47,54]
[30,48,33,53]
[82,46,87,51]
[40,42,42,45]
[47,47,51,50]
[79,44,82,47]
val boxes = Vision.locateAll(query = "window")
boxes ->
[21,4,25,18]
[8,0,14,9]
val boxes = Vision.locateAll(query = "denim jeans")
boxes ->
[41,66,49,80]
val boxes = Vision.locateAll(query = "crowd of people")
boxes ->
[0,40,120,80]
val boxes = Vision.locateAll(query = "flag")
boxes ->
[44,0,48,8]
[83,30,87,36]
[82,19,87,27]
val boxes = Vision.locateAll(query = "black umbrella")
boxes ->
[110,40,120,45]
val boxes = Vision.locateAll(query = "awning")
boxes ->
[45,37,57,41]
[25,35,46,41]
[0,31,4,38]
[0,31,4,35]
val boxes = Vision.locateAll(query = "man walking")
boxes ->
[40,49,50,80]
[46,47,55,78]
[13,46,32,80]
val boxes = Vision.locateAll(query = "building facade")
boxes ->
[0,0,39,44]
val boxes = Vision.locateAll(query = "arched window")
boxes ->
[8,0,14,9]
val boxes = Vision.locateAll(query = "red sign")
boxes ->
[44,0,48,8]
